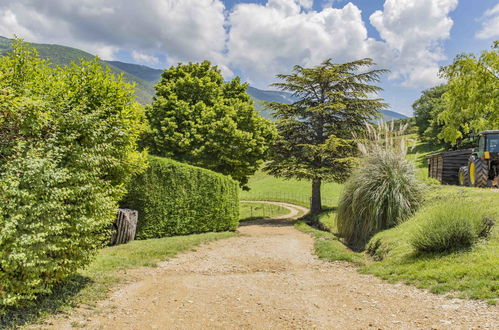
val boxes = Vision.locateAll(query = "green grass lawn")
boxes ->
[239,202,290,221]
[300,185,499,304]
[361,185,499,304]
[1,231,236,328]
[240,171,343,208]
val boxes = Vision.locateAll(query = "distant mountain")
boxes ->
[378,110,408,121]
[0,36,409,121]
[106,60,163,83]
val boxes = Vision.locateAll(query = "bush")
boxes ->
[0,41,146,309]
[122,156,239,239]
[336,150,423,248]
[336,122,423,248]
[410,201,494,253]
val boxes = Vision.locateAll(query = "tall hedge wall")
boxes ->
[122,156,239,239]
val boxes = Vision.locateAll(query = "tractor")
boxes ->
[459,130,499,187]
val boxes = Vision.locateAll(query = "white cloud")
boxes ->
[0,9,35,40]
[0,0,458,90]
[227,0,457,89]
[370,0,458,87]
[132,51,161,65]
[0,0,226,65]
[476,4,499,40]
[227,0,376,86]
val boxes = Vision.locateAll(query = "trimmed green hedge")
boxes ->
[122,156,239,239]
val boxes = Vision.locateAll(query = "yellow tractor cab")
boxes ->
[459,130,499,187]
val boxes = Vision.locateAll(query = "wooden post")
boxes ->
[110,209,138,246]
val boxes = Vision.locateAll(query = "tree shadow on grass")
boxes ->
[238,217,296,228]
[0,274,91,329]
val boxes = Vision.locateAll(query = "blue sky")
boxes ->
[1,0,498,116]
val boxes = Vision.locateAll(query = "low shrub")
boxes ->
[122,156,239,239]
[410,201,494,253]
[0,41,146,310]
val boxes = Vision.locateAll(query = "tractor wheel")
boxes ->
[468,156,489,188]
[458,166,470,186]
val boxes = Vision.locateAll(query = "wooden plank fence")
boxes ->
[427,149,472,185]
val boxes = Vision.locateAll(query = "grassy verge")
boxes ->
[361,185,499,304]
[239,202,290,221]
[1,231,236,328]
[297,186,499,304]
[295,218,364,264]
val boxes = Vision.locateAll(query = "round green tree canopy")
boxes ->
[146,61,277,188]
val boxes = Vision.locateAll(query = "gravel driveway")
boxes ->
[47,201,499,329]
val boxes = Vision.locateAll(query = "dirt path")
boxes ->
[48,202,498,329]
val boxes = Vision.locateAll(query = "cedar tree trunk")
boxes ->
[310,178,322,214]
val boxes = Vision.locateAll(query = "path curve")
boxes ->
[46,202,499,330]
[239,200,309,219]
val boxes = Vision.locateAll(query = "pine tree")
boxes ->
[265,58,388,214]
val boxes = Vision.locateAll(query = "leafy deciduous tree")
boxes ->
[438,41,499,145]
[413,84,449,145]
[265,58,388,214]
[146,61,277,188]
[0,40,146,308]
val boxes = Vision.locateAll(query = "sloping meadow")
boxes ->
[363,186,499,302]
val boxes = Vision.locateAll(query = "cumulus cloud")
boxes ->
[132,51,161,65]
[370,0,458,87]
[0,9,35,40]
[0,0,458,89]
[476,4,499,40]
[227,0,377,86]
[0,0,226,63]
[227,0,457,88]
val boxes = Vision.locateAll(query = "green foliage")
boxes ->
[412,84,459,147]
[363,186,499,302]
[122,156,239,239]
[336,151,423,247]
[438,41,499,145]
[145,61,277,188]
[0,40,146,310]
[410,201,494,253]
[265,58,388,212]
[393,117,417,135]
[337,124,423,247]
[0,36,156,105]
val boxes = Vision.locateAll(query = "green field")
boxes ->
[241,137,437,210]
[239,202,290,221]
[1,232,236,328]
[240,171,343,208]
